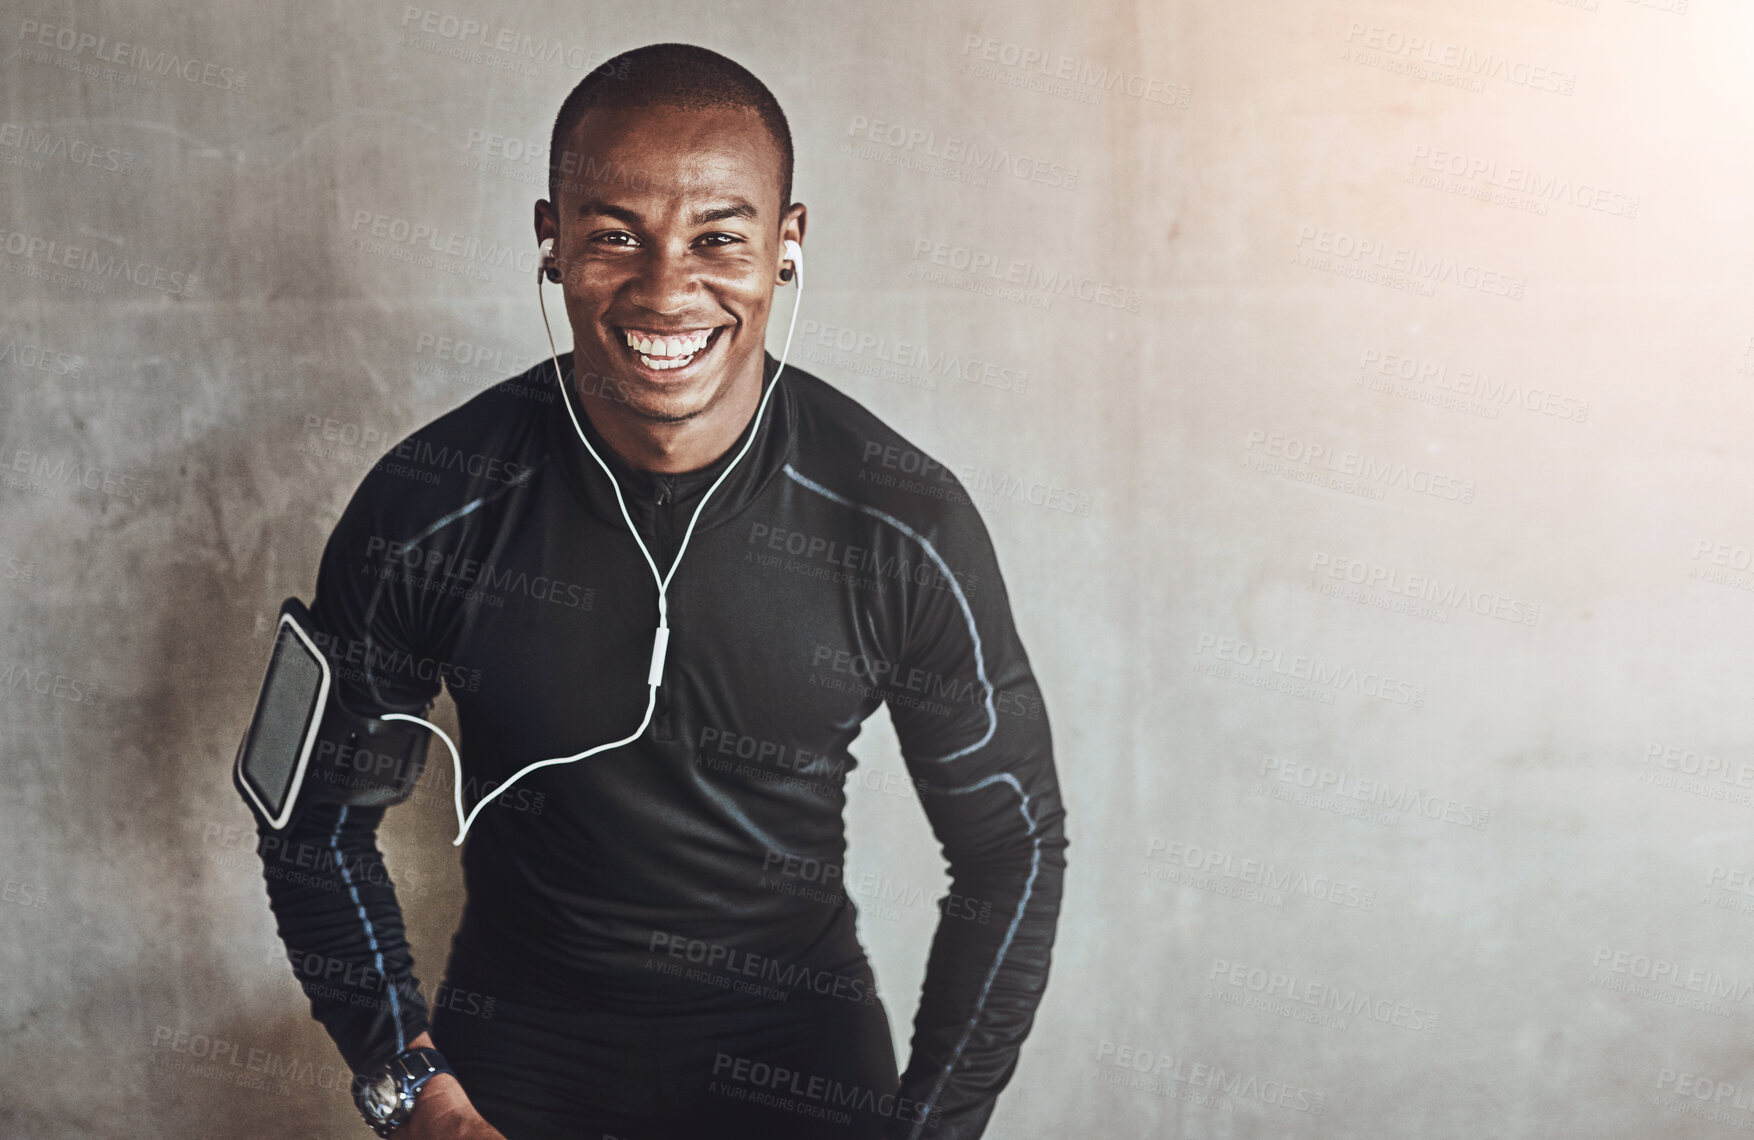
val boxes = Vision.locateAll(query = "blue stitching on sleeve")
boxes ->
[330,806,404,1052]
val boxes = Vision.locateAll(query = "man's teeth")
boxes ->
[624,330,712,360]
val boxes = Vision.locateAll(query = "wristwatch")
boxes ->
[353,1045,453,1136]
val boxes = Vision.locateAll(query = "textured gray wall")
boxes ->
[3,0,1750,1136]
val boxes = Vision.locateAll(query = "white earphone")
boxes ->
[386,232,805,845]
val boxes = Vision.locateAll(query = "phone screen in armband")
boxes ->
[235,604,331,829]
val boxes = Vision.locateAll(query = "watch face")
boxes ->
[366,1072,402,1120]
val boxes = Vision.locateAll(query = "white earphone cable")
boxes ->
[386,243,803,845]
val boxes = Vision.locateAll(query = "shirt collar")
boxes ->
[541,351,796,529]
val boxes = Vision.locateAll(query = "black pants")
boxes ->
[431,981,902,1139]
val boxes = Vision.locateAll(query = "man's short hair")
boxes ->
[548,43,793,212]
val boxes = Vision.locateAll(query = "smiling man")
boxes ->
[252,43,1066,1140]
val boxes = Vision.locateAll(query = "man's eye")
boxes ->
[594,232,638,246]
[695,233,740,248]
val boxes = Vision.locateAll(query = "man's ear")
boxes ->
[777,202,807,285]
[781,201,807,247]
[535,200,563,284]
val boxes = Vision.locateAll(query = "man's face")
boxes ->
[539,103,801,426]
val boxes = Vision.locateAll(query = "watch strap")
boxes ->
[394,1045,451,1085]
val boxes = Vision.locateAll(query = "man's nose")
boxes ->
[625,247,698,313]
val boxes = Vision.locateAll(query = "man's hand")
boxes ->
[399,1034,506,1140]
[401,1074,503,1140]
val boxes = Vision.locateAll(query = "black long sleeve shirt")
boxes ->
[252,353,1068,1138]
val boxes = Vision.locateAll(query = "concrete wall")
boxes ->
[3,0,1750,1136]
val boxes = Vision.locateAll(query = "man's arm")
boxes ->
[249,460,446,1072]
[882,507,1069,1140]
[247,463,504,1136]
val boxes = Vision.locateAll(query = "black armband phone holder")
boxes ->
[232,597,432,830]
